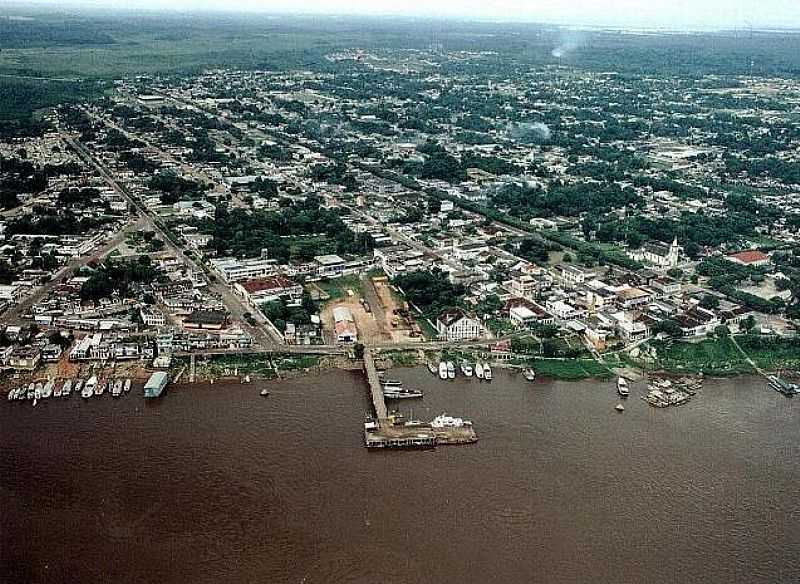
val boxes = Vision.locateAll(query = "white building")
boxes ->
[140,307,166,327]
[435,309,483,342]
[211,257,278,283]
[545,299,587,321]
[627,238,681,269]
[333,306,358,344]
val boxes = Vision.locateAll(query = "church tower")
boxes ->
[668,237,680,267]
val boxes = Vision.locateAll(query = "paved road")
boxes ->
[66,137,283,349]
[2,220,140,324]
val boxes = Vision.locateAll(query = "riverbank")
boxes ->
[623,335,800,378]
[4,333,798,394]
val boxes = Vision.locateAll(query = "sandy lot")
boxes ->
[321,292,385,345]
[320,276,422,345]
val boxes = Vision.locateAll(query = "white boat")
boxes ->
[6,389,13,401]
[112,380,123,397]
[460,362,473,377]
[27,383,35,400]
[62,379,73,396]
[123,379,131,393]
[475,362,484,379]
[83,376,97,398]
[616,404,625,412]
[617,377,629,397]
[42,379,54,399]
[431,413,473,428]
[446,362,456,379]
[260,388,270,397]
[523,368,536,382]
[483,364,493,381]
[243,374,251,384]
[438,362,448,380]
[34,383,42,401]
[427,362,438,375]
[74,379,83,394]
[96,379,105,396]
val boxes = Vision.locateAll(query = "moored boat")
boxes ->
[53,381,62,398]
[123,379,131,393]
[768,375,799,397]
[383,387,424,399]
[112,380,123,397]
[95,379,105,396]
[617,377,629,397]
[431,413,473,428]
[427,362,438,375]
[475,362,484,379]
[83,375,97,398]
[438,362,448,380]
[523,368,536,382]
[42,379,53,399]
[447,361,456,379]
[62,379,73,397]
[483,364,493,381]
[74,379,83,394]
[460,362,473,377]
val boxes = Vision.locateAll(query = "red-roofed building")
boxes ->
[725,250,770,267]
[235,275,303,306]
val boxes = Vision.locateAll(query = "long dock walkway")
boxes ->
[363,348,388,423]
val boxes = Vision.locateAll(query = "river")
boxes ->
[2,369,799,583]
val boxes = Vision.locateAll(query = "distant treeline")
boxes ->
[0,17,114,48]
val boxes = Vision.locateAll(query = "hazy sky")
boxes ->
[17,0,800,29]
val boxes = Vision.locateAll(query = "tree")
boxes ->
[655,319,683,338]
[353,343,365,360]
[699,294,720,310]
[741,315,757,332]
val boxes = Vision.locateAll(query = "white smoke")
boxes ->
[551,32,586,59]
[508,122,552,143]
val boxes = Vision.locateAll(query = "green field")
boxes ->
[639,335,800,376]
[315,275,363,301]
[525,358,612,381]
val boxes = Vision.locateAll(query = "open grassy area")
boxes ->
[648,338,753,376]
[524,358,612,380]
[379,350,420,367]
[641,335,800,376]
[316,275,363,302]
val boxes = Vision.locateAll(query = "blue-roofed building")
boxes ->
[144,372,170,398]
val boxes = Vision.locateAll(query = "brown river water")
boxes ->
[2,368,799,583]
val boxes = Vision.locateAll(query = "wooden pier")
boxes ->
[362,348,477,448]
[363,347,388,424]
